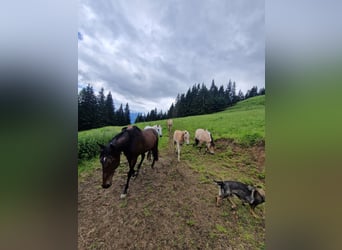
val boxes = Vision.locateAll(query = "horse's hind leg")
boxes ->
[147,151,151,161]
[151,148,159,169]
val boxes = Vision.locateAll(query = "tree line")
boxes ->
[135,80,265,122]
[78,80,265,130]
[78,84,130,131]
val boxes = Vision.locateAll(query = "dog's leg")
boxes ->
[250,207,259,218]
[227,197,237,209]
[216,185,222,207]
[216,196,222,206]
[216,186,223,206]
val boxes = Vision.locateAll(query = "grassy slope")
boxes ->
[78,95,265,173]
[174,96,265,186]
[133,95,265,150]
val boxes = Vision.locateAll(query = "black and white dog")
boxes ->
[214,180,265,217]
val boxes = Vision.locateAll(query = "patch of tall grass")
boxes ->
[78,126,121,161]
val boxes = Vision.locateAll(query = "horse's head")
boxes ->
[207,132,215,154]
[184,130,190,144]
[206,141,215,154]
[156,125,162,137]
[98,143,121,189]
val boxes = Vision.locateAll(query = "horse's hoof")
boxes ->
[120,194,127,199]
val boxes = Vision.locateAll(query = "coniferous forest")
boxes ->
[135,79,265,123]
[78,80,265,131]
[78,85,130,131]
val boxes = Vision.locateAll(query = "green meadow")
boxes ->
[78,95,265,181]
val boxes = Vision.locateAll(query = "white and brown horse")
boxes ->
[194,128,215,154]
[173,130,190,161]
[144,125,162,137]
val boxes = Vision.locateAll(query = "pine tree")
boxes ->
[209,79,219,112]
[199,83,209,114]
[225,80,233,106]
[217,85,226,110]
[135,113,145,123]
[232,81,238,104]
[238,89,244,101]
[78,84,98,131]
[258,87,265,95]
[116,104,124,125]
[97,87,106,127]
[105,91,115,125]
[167,103,175,118]
[124,103,130,125]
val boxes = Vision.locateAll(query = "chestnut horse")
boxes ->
[167,119,173,134]
[194,128,215,154]
[98,126,159,198]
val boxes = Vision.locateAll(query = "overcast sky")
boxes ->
[78,0,264,114]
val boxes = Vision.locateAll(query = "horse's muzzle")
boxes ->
[102,183,111,189]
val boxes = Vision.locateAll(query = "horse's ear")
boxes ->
[97,142,105,149]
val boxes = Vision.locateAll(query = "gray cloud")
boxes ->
[79,0,265,113]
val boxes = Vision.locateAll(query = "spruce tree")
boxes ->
[105,91,115,125]
[258,87,265,95]
[97,87,106,127]
[78,84,98,131]
[167,103,175,118]
[116,104,124,125]
[124,103,130,125]
[238,89,244,101]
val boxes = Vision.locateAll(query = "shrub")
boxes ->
[78,127,120,162]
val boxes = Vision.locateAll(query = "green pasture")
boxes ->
[157,95,265,146]
[78,95,265,178]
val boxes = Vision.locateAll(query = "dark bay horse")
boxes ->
[98,126,159,198]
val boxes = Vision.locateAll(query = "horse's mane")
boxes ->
[126,126,142,137]
[110,126,143,148]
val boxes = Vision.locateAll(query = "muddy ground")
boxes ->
[78,140,265,249]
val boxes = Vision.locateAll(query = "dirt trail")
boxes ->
[78,141,265,249]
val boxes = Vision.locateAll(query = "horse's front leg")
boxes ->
[133,153,145,178]
[121,158,137,198]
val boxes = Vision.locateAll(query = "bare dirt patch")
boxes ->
[78,139,265,249]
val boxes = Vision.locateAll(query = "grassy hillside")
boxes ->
[78,95,265,177]
[156,95,265,146]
